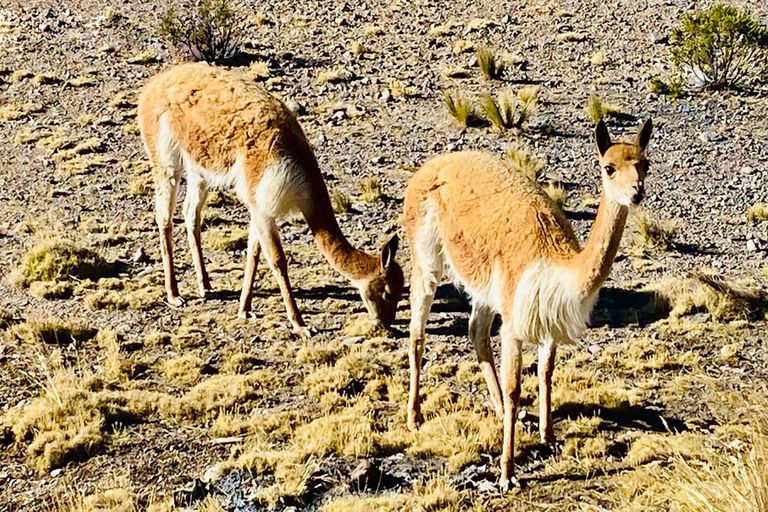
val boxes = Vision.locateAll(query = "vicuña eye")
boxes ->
[382,291,396,301]
[604,165,616,177]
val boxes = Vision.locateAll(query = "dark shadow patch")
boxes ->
[553,403,689,434]
[591,286,670,327]
[565,210,597,221]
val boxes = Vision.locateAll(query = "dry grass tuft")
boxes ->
[631,210,679,253]
[162,354,206,386]
[332,190,352,214]
[747,203,768,223]
[247,61,270,81]
[0,101,44,121]
[443,91,483,127]
[7,316,97,345]
[388,79,419,99]
[359,178,383,203]
[28,280,73,300]
[543,182,568,209]
[206,226,248,251]
[647,272,768,322]
[408,409,500,471]
[476,47,503,80]
[317,66,354,84]
[10,238,118,286]
[507,143,546,181]
[322,477,464,512]
[586,94,620,123]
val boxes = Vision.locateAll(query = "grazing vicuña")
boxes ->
[138,63,403,335]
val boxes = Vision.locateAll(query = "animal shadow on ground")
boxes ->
[591,286,670,327]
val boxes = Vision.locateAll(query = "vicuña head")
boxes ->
[403,119,652,490]
[596,117,652,206]
[137,63,403,335]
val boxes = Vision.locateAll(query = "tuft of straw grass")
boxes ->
[332,190,352,214]
[747,203,768,223]
[443,91,483,127]
[476,47,503,80]
[507,144,546,181]
[631,210,679,253]
[10,238,118,286]
[359,178,383,203]
[586,94,620,123]
[544,182,568,209]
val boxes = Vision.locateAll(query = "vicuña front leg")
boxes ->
[469,302,503,419]
[251,210,308,337]
[538,339,557,445]
[183,172,212,298]
[499,321,522,491]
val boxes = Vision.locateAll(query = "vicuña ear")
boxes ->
[380,234,399,270]
[636,118,653,152]
[595,119,612,156]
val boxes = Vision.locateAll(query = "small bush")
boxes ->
[476,47,503,80]
[160,0,247,63]
[670,3,768,90]
[443,91,484,127]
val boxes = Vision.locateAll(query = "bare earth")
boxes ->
[1,0,768,511]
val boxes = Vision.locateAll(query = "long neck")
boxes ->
[299,163,379,281]
[572,191,628,296]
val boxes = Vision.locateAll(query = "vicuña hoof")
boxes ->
[293,326,313,339]
[407,410,423,431]
[167,295,187,308]
[237,310,255,320]
[499,475,521,493]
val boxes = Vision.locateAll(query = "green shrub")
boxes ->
[160,0,247,63]
[650,77,688,98]
[670,3,768,90]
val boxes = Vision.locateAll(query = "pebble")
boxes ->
[50,468,62,477]
[747,240,758,252]
[588,344,603,355]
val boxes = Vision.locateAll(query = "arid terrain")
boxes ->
[1,0,768,510]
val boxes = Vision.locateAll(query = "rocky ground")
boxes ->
[1,0,767,511]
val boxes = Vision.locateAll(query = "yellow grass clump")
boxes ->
[10,238,118,286]
[646,272,768,322]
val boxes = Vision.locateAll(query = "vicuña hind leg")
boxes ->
[538,338,557,445]
[469,302,503,419]
[183,171,211,298]
[250,209,308,337]
[499,320,522,491]
[155,163,184,307]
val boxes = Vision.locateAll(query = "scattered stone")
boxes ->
[588,344,603,355]
[698,131,725,144]
[50,468,62,477]
[651,32,669,44]
[747,240,758,252]
[132,247,148,263]
[349,459,382,490]
[173,479,211,507]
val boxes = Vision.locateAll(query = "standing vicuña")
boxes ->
[138,63,404,335]
[403,119,652,489]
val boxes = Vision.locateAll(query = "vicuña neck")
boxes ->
[300,170,378,282]
[572,191,628,297]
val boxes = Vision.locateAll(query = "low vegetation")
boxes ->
[670,3,768,90]
[359,178,383,203]
[476,47,503,80]
[10,238,118,287]
[506,143,546,181]
[631,210,679,253]
[443,91,483,127]
[160,0,247,63]
[747,202,768,223]
[586,94,620,123]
